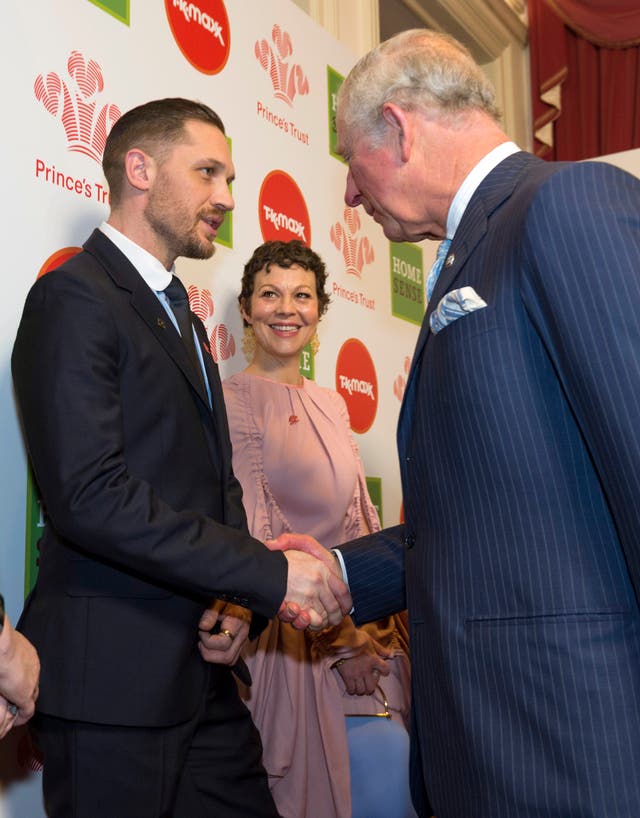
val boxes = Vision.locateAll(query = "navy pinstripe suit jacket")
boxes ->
[341,152,640,818]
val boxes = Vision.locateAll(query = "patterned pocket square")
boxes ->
[430,286,487,335]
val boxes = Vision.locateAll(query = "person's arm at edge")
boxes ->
[0,596,39,735]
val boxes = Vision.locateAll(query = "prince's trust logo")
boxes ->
[188,285,236,362]
[34,52,121,164]
[330,208,375,277]
[255,24,309,107]
[330,208,376,311]
[393,356,412,401]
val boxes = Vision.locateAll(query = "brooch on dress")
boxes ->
[288,415,299,425]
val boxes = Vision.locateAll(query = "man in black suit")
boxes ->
[12,97,349,818]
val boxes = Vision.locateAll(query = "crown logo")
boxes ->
[255,24,309,107]
[34,52,121,164]
[188,285,236,363]
[393,356,412,402]
[330,208,375,278]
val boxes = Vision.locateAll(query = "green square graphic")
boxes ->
[299,342,315,381]
[215,135,233,248]
[24,464,45,598]
[365,476,383,527]
[327,66,345,163]
[88,0,130,25]
[390,242,425,325]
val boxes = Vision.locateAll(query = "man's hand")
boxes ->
[0,615,40,737]
[0,695,17,740]
[269,533,341,572]
[266,534,348,631]
[277,546,351,631]
[198,601,251,666]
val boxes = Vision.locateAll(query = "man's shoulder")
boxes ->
[32,230,129,298]
[523,158,640,224]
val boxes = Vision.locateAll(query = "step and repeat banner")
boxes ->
[0,1,433,811]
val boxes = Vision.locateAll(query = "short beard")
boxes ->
[174,233,217,260]
[145,204,216,261]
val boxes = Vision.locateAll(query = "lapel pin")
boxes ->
[157,317,166,329]
[445,253,455,268]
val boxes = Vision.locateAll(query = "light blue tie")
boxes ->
[426,238,452,302]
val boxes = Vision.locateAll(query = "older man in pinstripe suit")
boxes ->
[275,28,640,818]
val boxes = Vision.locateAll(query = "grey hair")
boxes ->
[337,29,499,152]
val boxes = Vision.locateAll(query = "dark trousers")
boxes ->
[31,667,280,818]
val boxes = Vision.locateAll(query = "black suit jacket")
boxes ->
[12,229,287,726]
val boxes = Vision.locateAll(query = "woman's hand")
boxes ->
[334,638,391,696]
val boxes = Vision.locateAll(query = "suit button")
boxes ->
[406,455,413,462]
[404,535,415,549]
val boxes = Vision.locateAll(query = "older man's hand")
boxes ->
[266,534,350,631]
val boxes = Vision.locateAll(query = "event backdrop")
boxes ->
[0,1,436,812]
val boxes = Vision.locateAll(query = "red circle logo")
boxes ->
[258,170,311,246]
[335,338,378,434]
[38,247,81,279]
[165,0,231,75]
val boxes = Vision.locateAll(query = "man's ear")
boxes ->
[124,148,155,192]
[381,102,413,163]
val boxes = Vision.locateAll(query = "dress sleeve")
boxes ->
[222,376,273,543]
[330,389,382,538]
[308,388,384,658]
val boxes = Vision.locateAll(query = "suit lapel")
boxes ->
[83,230,210,407]
[425,153,533,337]
[193,320,232,474]
[398,152,535,450]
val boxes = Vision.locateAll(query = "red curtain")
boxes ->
[529,0,640,160]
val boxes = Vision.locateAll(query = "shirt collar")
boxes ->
[99,222,174,291]
[446,141,520,239]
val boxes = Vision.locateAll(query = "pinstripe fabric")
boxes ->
[342,152,640,817]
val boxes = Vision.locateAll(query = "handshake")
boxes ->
[267,534,351,631]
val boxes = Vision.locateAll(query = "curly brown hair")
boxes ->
[238,240,331,326]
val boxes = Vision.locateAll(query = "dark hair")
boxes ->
[102,98,226,205]
[239,241,331,325]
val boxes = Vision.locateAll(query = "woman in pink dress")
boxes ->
[223,240,416,818]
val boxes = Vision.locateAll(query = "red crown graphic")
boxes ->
[393,356,412,402]
[255,24,309,107]
[34,52,121,164]
[330,208,375,278]
[188,284,236,363]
